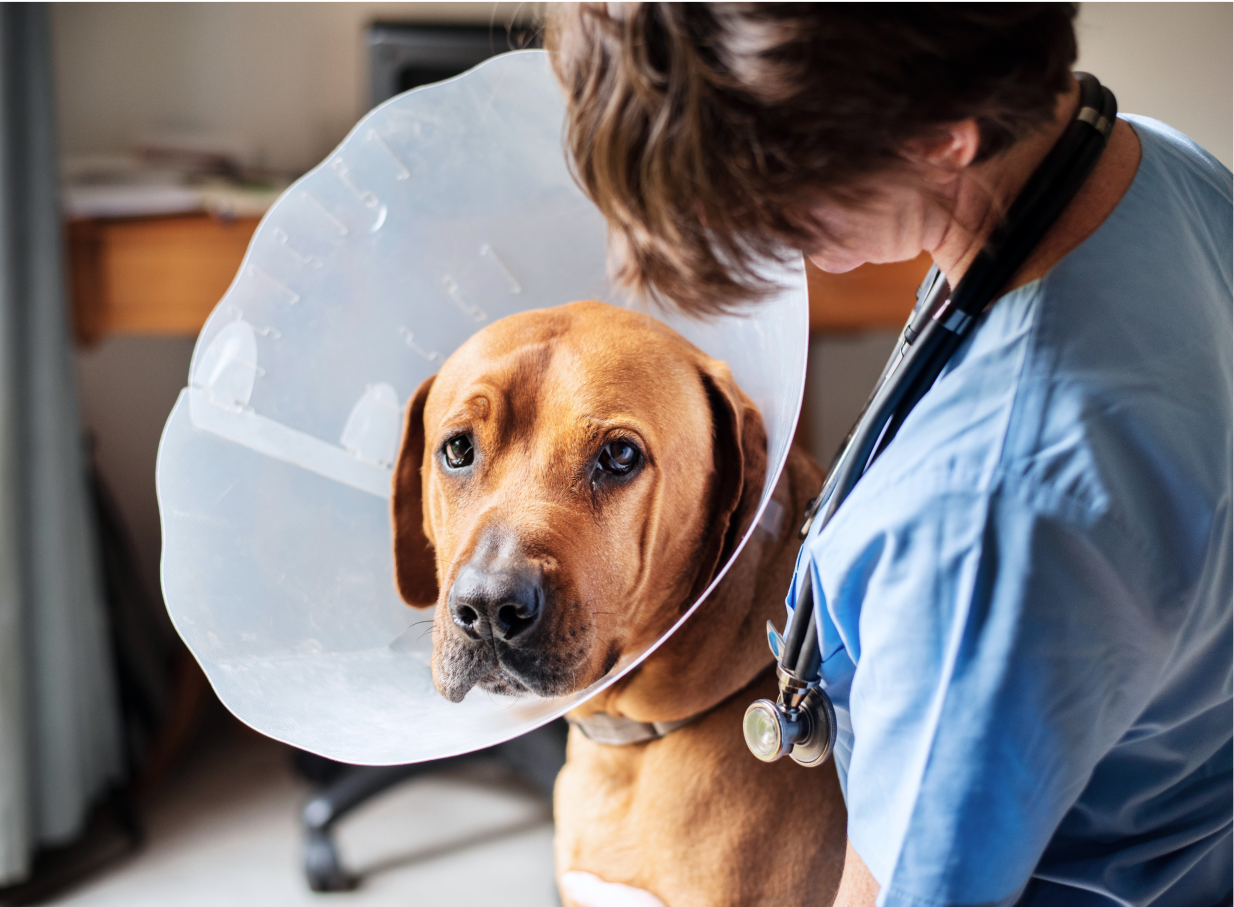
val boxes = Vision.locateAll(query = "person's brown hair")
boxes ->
[547,3,1078,315]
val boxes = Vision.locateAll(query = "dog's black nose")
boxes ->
[448,562,543,643]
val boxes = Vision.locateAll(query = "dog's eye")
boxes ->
[598,439,640,476]
[443,435,474,469]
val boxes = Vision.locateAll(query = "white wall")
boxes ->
[1076,2,1232,167]
[52,2,542,174]
[52,2,1234,175]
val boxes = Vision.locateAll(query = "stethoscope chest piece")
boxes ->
[743,670,837,767]
[788,686,838,767]
[745,564,836,766]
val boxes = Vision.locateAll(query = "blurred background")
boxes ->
[0,2,1228,905]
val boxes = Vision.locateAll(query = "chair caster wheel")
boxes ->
[304,828,357,892]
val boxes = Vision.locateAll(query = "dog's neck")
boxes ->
[572,452,816,725]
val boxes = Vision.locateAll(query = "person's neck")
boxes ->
[930,77,1142,296]
[930,79,1082,287]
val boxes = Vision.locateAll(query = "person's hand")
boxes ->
[560,871,667,907]
[558,840,878,906]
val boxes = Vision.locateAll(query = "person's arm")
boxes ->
[832,840,880,906]
[806,467,1181,905]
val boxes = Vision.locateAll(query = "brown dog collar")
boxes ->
[566,711,703,746]
[568,500,792,747]
[567,658,782,747]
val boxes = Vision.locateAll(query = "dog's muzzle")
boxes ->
[435,539,589,702]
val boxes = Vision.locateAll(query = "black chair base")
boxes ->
[299,720,567,892]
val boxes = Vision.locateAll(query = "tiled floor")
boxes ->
[50,730,560,906]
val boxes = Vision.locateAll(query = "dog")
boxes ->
[391,300,847,906]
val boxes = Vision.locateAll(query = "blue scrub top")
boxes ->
[793,116,1233,907]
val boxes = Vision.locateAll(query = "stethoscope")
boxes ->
[743,73,1117,767]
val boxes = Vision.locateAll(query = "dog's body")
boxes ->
[392,301,846,906]
[555,448,847,907]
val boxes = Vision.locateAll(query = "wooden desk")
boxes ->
[68,214,260,345]
[67,214,930,344]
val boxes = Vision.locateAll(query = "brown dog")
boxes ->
[392,300,847,906]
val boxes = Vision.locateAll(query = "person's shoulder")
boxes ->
[832,116,1233,546]
[1124,114,1233,202]
[1012,123,1234,568]
[830,279,1090,514]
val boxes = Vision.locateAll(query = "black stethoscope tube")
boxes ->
[780,74,1117,699]
[783,562,818,673]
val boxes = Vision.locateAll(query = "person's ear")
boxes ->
[391,375,439,608]
[691,356,769,600]
[904,119,982,175]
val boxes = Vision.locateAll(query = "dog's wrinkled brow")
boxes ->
[434,393,489,430]
[464,395,490,420]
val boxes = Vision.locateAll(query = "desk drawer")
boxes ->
[69,214,258,345]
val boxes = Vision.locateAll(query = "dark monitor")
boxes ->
[367,22,541,110]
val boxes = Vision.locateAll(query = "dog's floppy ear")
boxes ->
[692,357,769,597]
[391,375,439,608]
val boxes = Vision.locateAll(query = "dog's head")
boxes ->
[392,301,766,703]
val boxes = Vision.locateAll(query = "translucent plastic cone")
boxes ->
[157,51,808,765]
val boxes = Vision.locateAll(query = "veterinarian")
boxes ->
[548,5,1233,906]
